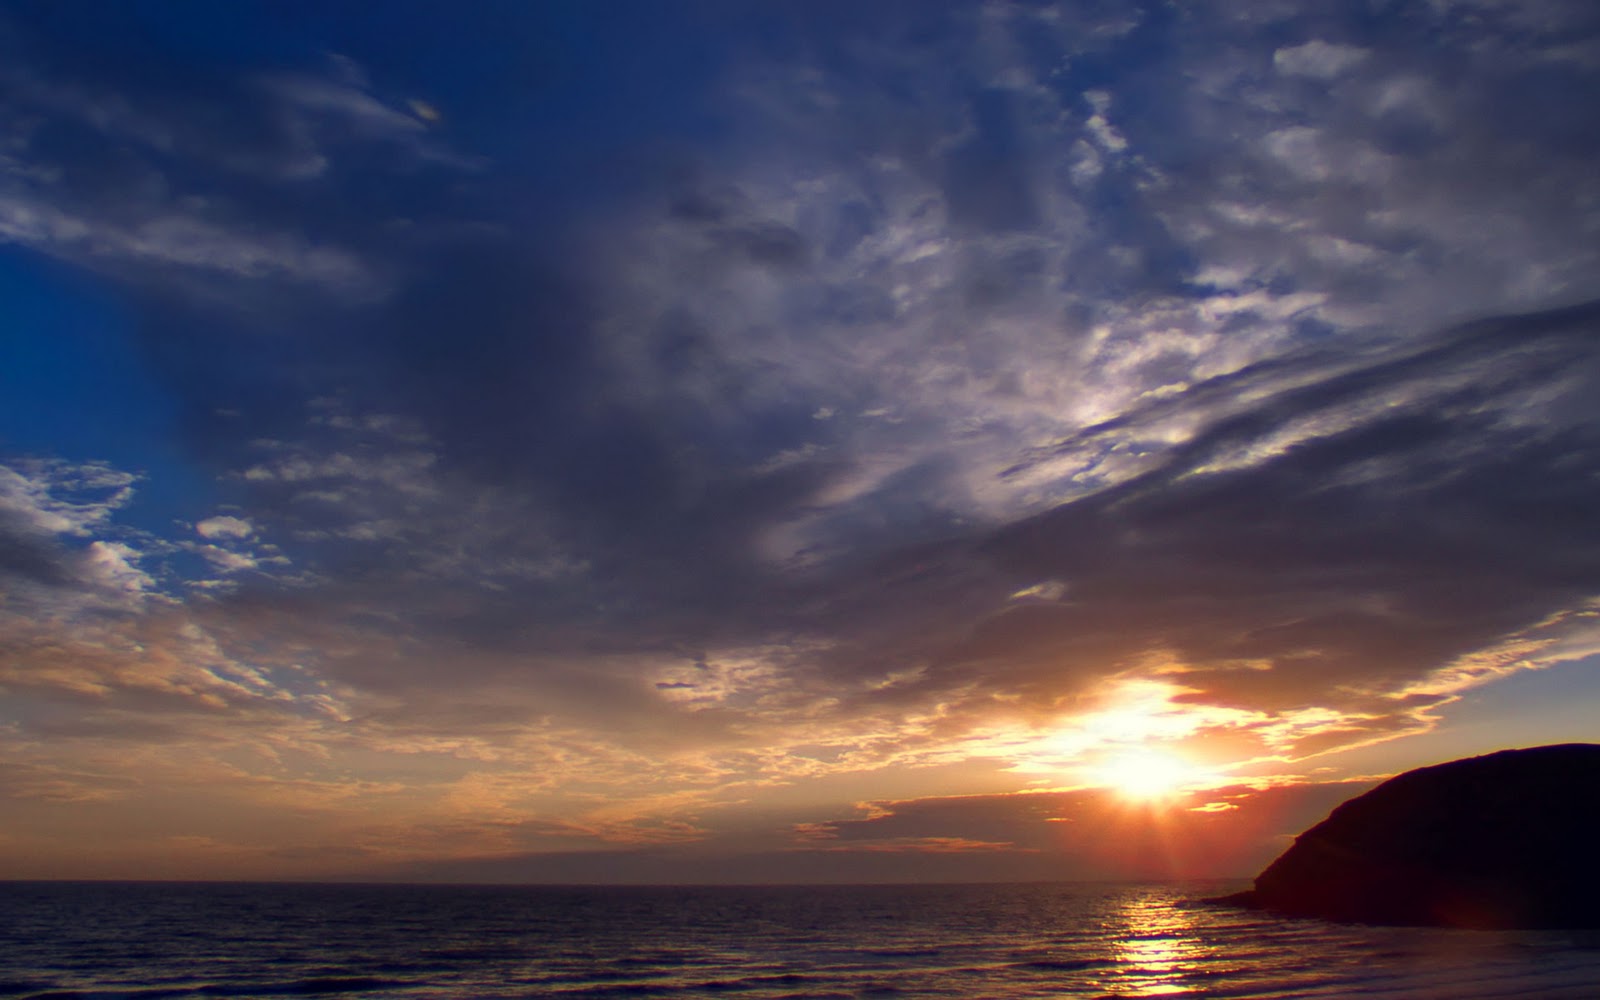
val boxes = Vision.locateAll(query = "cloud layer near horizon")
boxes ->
[2,0,1599,879]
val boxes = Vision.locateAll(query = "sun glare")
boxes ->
[1094,748,1205,802]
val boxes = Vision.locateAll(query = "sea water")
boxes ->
[3,880,1597,998]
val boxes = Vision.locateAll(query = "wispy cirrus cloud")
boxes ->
[0,9,477,301]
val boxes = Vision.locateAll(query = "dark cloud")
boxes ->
[852,302,1600,720]
[0,521,75,590]
[798,780,1373,879]
[381,779,1372,883]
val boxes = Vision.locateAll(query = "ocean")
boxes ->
[3,880,1597,999]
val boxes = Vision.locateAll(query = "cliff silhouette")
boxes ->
[1209,743,1600,928]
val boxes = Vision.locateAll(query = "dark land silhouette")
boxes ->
[1208,743,1600,928]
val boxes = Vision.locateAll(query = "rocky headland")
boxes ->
[1208,743,1600,928]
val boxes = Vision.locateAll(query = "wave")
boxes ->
[7,882,1600,1000]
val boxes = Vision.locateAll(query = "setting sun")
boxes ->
[1093,749,1208,802]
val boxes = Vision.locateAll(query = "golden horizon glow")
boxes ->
[1004,678,1249,799]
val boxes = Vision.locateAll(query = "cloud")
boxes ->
[195,516,254,540]
[915,302,1600,732]
[0,459,135,538]
[0,196,377,292]
[783,779,1374,879]
[1274,40,1370,79]
[373,777,1375,884]
[0,458,159,613]
[3,0,1600,879]
[0,9,479,302]
[85,540,154,595]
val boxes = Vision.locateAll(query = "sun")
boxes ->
[1093,748,1205,802]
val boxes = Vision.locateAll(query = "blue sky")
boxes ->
[2,0,1598,882]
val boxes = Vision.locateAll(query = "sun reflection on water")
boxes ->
[1108,892,1210,997]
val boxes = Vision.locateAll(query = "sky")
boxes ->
[2,0,1599,884]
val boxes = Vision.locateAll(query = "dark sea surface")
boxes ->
[3,880,1598,999]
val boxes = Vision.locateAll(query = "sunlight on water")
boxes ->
[1111,892,1208,996]
[5,882,1600,999]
